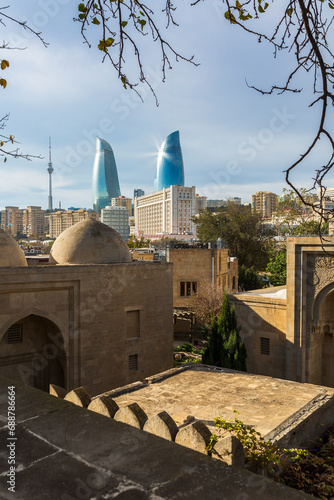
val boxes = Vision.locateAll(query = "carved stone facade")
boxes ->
[286,237,334,387]
[232,236,334,388]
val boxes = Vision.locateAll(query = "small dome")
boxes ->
[49,218,131,265]
[0,229,28,267]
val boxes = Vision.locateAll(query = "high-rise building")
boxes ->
[92,137,121,213]
[134,185,197,238]
[251,191,278,217]
[111,196,133,216]
[23,206,45,237]
[48,209,99,238]
[134,189,145,198]
[101,206,130,241]
[153,131,184,192]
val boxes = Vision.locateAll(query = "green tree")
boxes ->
[273,189,318,235]
[193,203,273,270]
[238,265,265,291]
[127,235,151,249]
[293,220,329,236]
[266,250,287,287]
[202,294,247,371]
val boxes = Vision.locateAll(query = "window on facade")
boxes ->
[232,276,236,289]
[180,281,197,296]
[260,337,270,355]
[126,310,140,338]
[6,323,22,344]
[129,354,138,371]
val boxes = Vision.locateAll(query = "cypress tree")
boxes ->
[202,293,247,372]
[202,316,221,366]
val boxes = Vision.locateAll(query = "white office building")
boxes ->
[101,206,130,241]
[134,185,197,238]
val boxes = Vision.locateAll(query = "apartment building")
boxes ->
[48,209,99,238]
[251,191,278,217]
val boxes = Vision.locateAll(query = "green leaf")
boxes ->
[121,75,127,88]
[98,40,106,52]
[138,19,146,30]
[121,20,128,27]
[105,37,114,47]
[286,7,293,16]
[224,11,237,23]
[78,3,87,13]
[92,17,100,25]
[98,38,114,52]
[258,5,265,13]
[78,13,85,20]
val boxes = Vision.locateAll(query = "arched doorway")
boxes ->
[0,314,66,392]
[316,290,334,387]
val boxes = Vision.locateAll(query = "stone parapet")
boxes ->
[0,376,313,499]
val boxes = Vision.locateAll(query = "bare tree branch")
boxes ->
[222,0,334,231]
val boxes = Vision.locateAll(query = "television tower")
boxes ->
[47,137,54,211]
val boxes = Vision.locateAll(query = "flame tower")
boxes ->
[92,137,121,213]
[153,131,184,192]
[47,137,54,211]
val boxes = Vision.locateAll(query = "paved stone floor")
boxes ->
[104,366,334,439]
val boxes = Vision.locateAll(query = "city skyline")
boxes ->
[2,2,334,211]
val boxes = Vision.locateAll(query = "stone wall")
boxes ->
[231,291,287,378]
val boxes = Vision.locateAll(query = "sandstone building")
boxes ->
[167,247,238,308]
[0,219,173,396]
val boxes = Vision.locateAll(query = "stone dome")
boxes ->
[49,218,132,265]
[0,229,28,267]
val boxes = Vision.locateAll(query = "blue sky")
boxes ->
[1,1,334,210]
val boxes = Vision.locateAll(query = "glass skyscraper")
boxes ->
[153,131,184,192]
[92,137,121,213]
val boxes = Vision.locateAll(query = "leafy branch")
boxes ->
[74,0,199,104]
